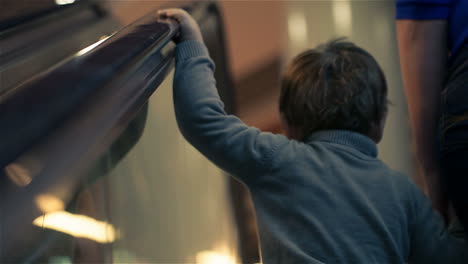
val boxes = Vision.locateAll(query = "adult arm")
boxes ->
[396,19,448,214]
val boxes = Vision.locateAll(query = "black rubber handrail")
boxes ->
[0,10,179,260]
[0,11,177,169]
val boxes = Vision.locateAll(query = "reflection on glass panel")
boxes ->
[27,181,112,263]
[105,70,239,263]
[24,68,239,263]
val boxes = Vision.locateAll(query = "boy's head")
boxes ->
[279,38,388,143]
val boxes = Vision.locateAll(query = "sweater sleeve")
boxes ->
[172,40,289,184]
[396,0,453,20]
[408,180,468,263]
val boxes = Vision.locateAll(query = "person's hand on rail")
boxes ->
[158,8,204,44]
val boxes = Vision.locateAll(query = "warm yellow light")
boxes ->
[196,251,236,264]
[332,0,352,35]
[76,36,110,56]
[288,12,308,45]
[55,0,75,5]
[33,211,118,243]
[35,194,65,213]
[5,163,33,187]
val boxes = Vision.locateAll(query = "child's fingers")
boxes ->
[160,8,189,16]
[156,8,202,43]
[157,9,187,23]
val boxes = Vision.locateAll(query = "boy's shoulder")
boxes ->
[275,135,421,199]
[270,130,383,168]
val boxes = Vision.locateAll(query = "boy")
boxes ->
[159,9,468,263]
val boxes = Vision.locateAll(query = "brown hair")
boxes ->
[279,38,388,141]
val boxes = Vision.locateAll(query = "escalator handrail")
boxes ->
[0,10,178,169]
[0,9,179,261]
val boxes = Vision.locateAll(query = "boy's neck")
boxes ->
[305,130,379,157]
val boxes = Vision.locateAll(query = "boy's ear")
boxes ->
[281,117,302,141]
[281,116,293,139]
[369,113,387,143]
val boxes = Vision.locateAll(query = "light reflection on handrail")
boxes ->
[76,35,111,56]
[33,211,118,243]
[55,0,76,6]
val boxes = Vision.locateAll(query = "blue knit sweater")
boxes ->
[173,40,468,263]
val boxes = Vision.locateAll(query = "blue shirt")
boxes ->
[173,40,468,263]
[396,0,468,57]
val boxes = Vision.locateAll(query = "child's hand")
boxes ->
[158,8,203,44]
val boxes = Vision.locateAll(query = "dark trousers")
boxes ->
[440,44,468,233]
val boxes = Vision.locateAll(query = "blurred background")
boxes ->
[1,0,413,263]
[107,0,412,172]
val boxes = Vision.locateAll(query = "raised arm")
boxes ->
[396,19,448,215]
[159,9,289,183]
